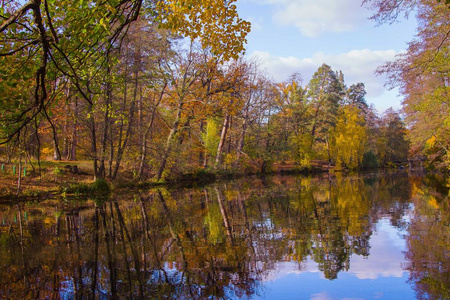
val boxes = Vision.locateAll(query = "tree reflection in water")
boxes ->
[0,173,448,299]
[404,175,450,300]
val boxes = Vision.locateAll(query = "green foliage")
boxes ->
[91,178,111,194]
[345,83,368,113]
[53,167,63,176]
[378,109,410,165]
[307,64,344,161]
[63,183,91,195]
[362,151,379,169]
[202,117,221,164]
[91,178,111,204]
[60,179,110,204]
[289,131,313,167]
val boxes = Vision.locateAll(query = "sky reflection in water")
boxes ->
[257,218,415,300]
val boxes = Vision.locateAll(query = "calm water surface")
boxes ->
[0,173,449,299]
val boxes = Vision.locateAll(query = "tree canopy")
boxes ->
[364,0,450,170]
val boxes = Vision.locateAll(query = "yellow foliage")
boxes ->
[428,197,440,209]
[332,106,367,169]
[412,183,425,197]
[300,156,311,168]
[204,203,224,244]
[157,0,251,61]
[41,147,53,157]
[300,177,312,188]
[224,153,236,169]
[425,135,437,148]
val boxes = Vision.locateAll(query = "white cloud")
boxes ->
[250,49,401,112]
[310,292,333,300]
[258,0,371,37]
[262,261,303,282]
[347,218,408,280]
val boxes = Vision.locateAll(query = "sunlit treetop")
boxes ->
[156,0,251,61]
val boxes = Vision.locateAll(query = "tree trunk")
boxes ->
[48,115,61,161]
[326,136,332,166]
[215,186,234,245]
[215,114,230,168]
[99,66,113,179]
[112,93,135,180]
[88,102,100,179]
[17,151,22,196]
[310,104,321,151]
[108,122,114,178]
[53,139,61,161]
[237,116,247,159]
[226,116,233,154]
[67,98,78,161]
[156,101,183,180]
[138,84,166,179]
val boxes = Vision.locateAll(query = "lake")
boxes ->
[0,172,449,299]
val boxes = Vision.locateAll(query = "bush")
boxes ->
[362,151,379,169]
[61,178,111,204]
[91,178,111,194]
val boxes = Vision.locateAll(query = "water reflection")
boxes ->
[404,175,450,300]
[0,173,448,299]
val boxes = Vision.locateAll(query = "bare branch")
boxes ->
[0,39,39,56]
[0,0,34,33]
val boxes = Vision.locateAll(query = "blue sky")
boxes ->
[236,0,418,114]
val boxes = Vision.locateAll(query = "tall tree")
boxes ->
[273,75,312,165]
[307,63,344,162]
[345,83,369,114]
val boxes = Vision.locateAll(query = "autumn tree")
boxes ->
[332,105,367,169]
[376,109,410,166]
[364,0,449,169]
[226,67,279,173]
[270,75,312,165]
[240,76,279,173]
[0,0,250,179]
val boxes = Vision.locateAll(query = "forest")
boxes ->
[0,0,449,190]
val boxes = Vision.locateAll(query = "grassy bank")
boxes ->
[0,159,333,201]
